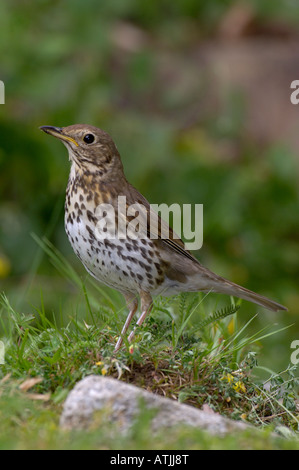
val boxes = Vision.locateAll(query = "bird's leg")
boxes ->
[114,293,138,353]
[127,292,153,344]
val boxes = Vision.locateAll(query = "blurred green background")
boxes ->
[0,0,298,371]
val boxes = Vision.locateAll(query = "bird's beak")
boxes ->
[39,126,79,147]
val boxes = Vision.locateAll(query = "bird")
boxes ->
[40,124,287,352]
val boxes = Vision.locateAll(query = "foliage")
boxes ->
[0,280,298,449]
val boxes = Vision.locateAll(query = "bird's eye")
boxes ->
[83,133,95,144]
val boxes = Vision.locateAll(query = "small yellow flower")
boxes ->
[233,381,247,393]
[129,344,134,354]
[221,373,234,384]
[95,361,108,375]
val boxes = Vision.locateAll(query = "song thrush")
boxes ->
[40,124,287,352]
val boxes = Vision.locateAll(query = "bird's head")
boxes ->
[40,124,124,179]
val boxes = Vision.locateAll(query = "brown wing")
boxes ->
[123,183,199,264]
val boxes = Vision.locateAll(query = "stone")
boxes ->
[60,375,249,436]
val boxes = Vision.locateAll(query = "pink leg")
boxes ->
[114,294,138,353]
[127,292,153,344]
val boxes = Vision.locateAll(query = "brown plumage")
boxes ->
[40,124,287,352]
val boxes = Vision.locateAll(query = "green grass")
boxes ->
[0,375,298,450]
[0,241,298,449]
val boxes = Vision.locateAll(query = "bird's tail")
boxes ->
[207,275,287,312]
